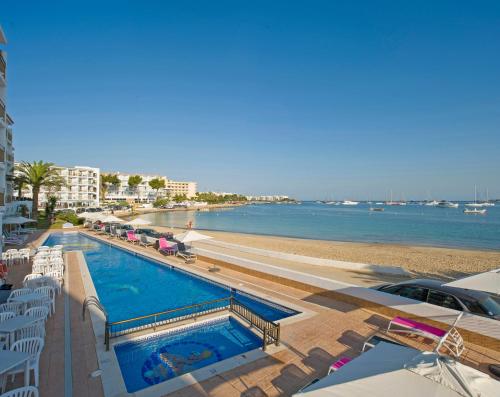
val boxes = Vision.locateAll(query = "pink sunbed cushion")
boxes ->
[159,238,174,250]
[330,357,352,371]
[392,316,446,338]
[127,231,139,240]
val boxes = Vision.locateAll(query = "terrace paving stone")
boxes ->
[2,229,499,396]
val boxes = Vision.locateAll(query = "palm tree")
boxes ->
[15,161,65,219]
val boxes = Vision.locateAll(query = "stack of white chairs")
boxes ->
[0,245,64,394]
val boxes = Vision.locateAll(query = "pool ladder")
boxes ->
[82,296,111,350]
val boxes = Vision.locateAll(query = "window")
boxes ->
[461,299,486,316]
[396,286,428,302]
[380,285,402,294]
[427,291,462,311]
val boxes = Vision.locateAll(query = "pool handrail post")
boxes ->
[263,327,267,351]
[105,321,110,351]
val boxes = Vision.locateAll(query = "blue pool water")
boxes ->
[114,317,261,392]
[141,202,500,250]
[44,233,297,326]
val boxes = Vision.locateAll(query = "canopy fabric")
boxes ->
[174,230,213,243]
[296,342,499,397]
[405,351,499,397]
[78,212,101,220]
[100,215,125,223]
[444,269,500,295]
[126,218,152,226]
[3,216,37,224]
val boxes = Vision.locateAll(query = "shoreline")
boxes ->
[150,226,500,279]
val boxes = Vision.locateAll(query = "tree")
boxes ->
[173,194,188,203]
[15,161,63,219]
[45,196,58,221]
[100,174,121,201]
[149,178,166,199]
[128,175,143,201]
[9,174,27,199]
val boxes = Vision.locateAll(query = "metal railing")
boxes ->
[230,298,280,350]
[101,296,280,351]
[82,296,110,349]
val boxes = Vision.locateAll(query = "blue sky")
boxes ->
[2,1,500,200]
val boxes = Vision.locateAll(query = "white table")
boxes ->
[0,315,42,348]
[0,350,30,387]
[10,293,46,313]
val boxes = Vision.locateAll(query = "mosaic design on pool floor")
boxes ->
[141,341,223,384]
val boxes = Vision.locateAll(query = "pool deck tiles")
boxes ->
[2,228,499,396]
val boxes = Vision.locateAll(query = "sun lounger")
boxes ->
[327,357,352,374]
[158,238,178,255]
[387,316,447,341]
[176,243,196,263]
[139,234,153,248]
[126,231,140,244]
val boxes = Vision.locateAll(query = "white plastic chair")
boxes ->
[0,302,23,315]
[23,274,43,288]
[18,248,31,264]
[24,306,50,322]
[7,289,33,303]
[0,386,39,397]
[44,272,62,294]
[15,322,45,341]
[0,311,16,322]
[52,245,63,250]
[36,246,50,252]
[7,337,44,388]
[34,286,56,315]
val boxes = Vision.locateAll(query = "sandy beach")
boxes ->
[152,226,500,280]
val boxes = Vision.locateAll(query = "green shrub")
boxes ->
[153,198,170,208]
[56,212,84,225]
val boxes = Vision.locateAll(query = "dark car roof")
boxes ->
[389,279,491,301]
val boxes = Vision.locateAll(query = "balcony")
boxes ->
[0,98,6,127]
[0,51,6,86]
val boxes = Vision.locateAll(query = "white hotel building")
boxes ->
[15,164,100,209]
[104,172,197,202]
[0,27,17,216]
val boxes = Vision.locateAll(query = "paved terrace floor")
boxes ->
[2,229,499,397]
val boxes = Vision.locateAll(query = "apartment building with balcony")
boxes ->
[15,164,100,209]
[104,172,197,202]
[0,26,15,211]
[167,180,197,198]
[105,172,168,203]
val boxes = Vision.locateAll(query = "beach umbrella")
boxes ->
[296,342,499,397]
[174,230,213,244]
[444,268,500,295]
[100,215,125,223]
[126,217,152,227]
[79,212,102,220]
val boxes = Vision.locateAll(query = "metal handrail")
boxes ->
[102,295,281,351]
[230,297,280,350]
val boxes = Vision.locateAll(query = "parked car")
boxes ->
[374,279,500,320]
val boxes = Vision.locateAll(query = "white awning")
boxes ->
[445,269,500,295]
[296,343,499,397]
[3,216,37,225]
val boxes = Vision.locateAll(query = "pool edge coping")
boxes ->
[71,233,311,397]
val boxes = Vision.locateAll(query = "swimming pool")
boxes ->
[114,316,261,392]
[44,233,298,327]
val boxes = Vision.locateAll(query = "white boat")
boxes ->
[375,202,384,205]
[465,185,487,208]
[436,200,459,208]
[479,189,495,207]
[425,200,440,206]
[464,208,487,215]
[341,200,359,206]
